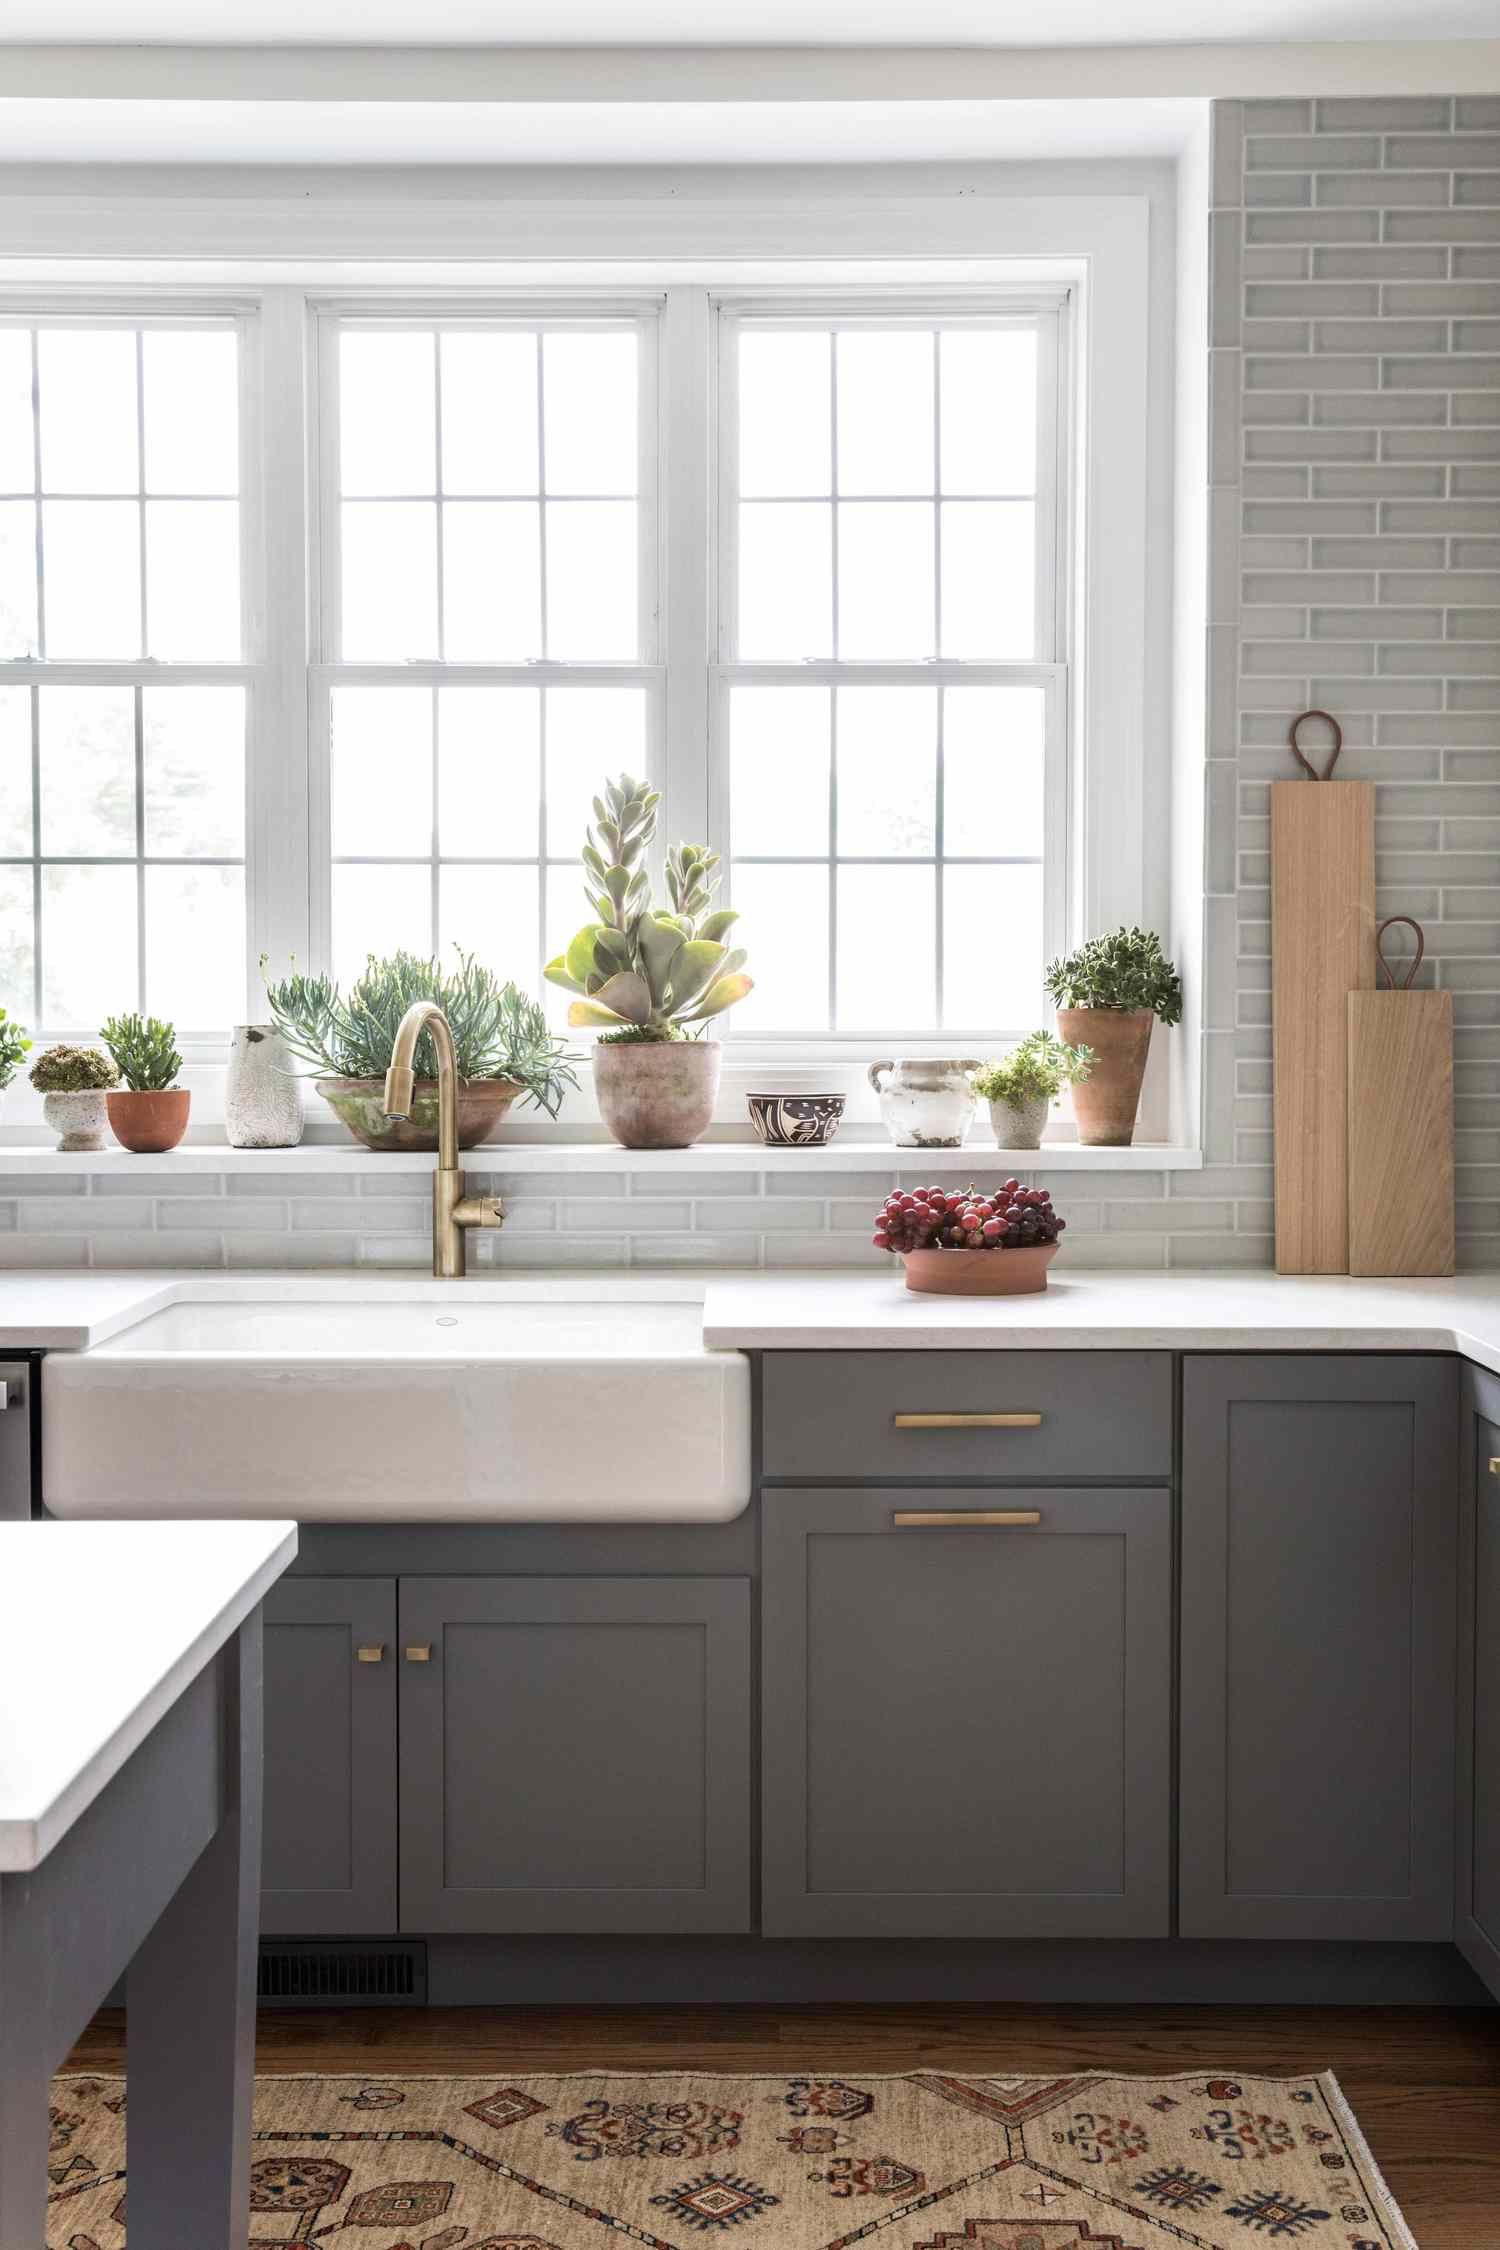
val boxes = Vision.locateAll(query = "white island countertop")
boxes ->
[0,1518,297,1871]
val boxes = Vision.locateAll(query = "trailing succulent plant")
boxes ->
[0,1007,30,1090]
[1045,926,1183,1025]
[29,1044,118,1094]
[100,1013,182,1093]
[545,775,752,1041]
[973,1030,1094,1109]
[263,949,578,1118]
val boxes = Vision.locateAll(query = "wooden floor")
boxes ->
[70,2001,1500,2247]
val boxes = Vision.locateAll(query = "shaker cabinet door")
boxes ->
[1458,1406,1500,1999]
[1180,1355,1458,1941]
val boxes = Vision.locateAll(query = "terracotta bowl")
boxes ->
[315,1076,522,1152]
[900,1244,1057,1296]
[107,1088,191,1154]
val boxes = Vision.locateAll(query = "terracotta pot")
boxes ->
[901,1244,1057,1296]
[1057,1007,1154,1147]
[989,1092,1050,1151]
[315,1076,521,1153]
[107,1088,191,1154]
[593,1039,721,1150]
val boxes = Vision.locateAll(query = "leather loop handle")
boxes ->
[1288,707,1343,781]
[1376,915,1426,991]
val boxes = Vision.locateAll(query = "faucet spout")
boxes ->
[382,1001,503,1275]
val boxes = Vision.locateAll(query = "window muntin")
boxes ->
[0,318,248,1036]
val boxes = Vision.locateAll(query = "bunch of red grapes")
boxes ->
[873,1180,1066,1255]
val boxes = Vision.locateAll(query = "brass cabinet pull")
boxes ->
[893,1412,1042,1430]
[404,1644,432,1663]
[893,1510,1043,1528]
[1490,1458,1500,1476]
[355,1644,385,1664]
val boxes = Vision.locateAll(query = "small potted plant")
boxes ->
[265,950,576,1152]
[1045,926,1182,1147]
[0,1007,30,1130]
[546,775,753,1149]
[973,1031,1094,1151]
[873,1179,1067,1295]
[100,1013,190,1152]
[29,1044,118,1150]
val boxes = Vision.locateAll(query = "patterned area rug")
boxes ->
[46,2068,1415,2249]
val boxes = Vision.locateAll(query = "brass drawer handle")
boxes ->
[1490,1458,1500,1476]
[894,1510,1043,1528]
[356,1644,385,1664]
[405,1644,432,1663]
[893,1412,1042,1430]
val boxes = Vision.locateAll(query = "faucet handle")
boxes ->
[455,1192,505,1230]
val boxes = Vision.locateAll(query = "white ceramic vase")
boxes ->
[224,1025,304,1149]
[867,1058,982,1149]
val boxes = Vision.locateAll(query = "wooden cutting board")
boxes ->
[1347,919,1455,1275]
[1271,762,1375,1274]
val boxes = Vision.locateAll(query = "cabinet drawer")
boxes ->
[762,1351,1172,1480]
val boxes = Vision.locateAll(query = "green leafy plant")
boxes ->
[1045,926,1183,1025]
[973,1030,1094,1109]
[100,1013,181,1092]
[0,1008,30,1091]
[29,1044,118,1093]
[544,775,752,1039]
[263,949,578,1119]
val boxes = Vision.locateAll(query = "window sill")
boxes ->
[0,1139,1204,1177]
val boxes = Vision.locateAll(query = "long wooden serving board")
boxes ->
[1347,987,1455,1276]
[1271,777,1375,1273]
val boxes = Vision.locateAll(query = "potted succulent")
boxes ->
[1045,926,1182,1148]
[101,1014,190,1152]
[28,1044,118,1151]
[0,1007,30,1130]
[265,949,576,1152]
[545,775,753,1150]
[873,1178,1068,1296]
[973,1031,1094,1151]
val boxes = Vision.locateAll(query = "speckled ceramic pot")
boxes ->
[225,1024,303,1149]
[593,1039,721,1150]
[989,1092,1050,1151]
[42,1089,110,1152]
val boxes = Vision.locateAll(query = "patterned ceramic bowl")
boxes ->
[747,1093,846,1149]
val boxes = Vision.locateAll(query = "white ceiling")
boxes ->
[1,0,1496,40]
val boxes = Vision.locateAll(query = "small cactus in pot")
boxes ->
[99,1013,190,1152]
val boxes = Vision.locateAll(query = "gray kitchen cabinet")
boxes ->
[397,1576,752,1935]
[1457,1394,1500,2000]
[1180,1356,1458,1942]
[261,1575,398,1935]
[761,1486,1172,1938]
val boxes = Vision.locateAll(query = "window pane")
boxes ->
[837,685,935,858]
[940,329,1038,496]
[544,859,590,1028]
[440,332,538,496]
[543,332,637,497]
[729,862,829,1033]
[943,861,1043,1031]
[738,503,831,660]
[738,331,829,499]
[143,331,239,495]
[143,685,245,858]
[340,331,434,497]
[940,500,1036,660]
[730,685,829,860]
[545,685,647,861]
[0,332,33,495]
[439,862,539,989]
[42,500,140,658]
[331,685,432,859]
[837,501,934,661]
[0,687,29,856]
[441,502,541,661]
[837,331,933,498]
[146,864,244,1026]
[39,686,135,857]
[0,864,32,1023]
[37,330,137,495]
[42,862,137,1027]
[944,684,1045,858]
[545,501,636,661]
[332,862,431,989]
[837,864,935,1031]
[341,502,437,660]
[145,500,240,660]
[0,501,37,658]
[438,685,539,859]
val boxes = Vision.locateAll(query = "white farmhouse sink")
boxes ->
[42,1282,751,1524]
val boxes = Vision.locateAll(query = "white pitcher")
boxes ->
[867,1058,982,1149]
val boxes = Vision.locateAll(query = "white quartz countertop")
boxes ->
[0,1518,297,1872]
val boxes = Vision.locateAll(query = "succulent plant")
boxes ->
[99,1013,182,1093]
[29,1044,118,1093]
[1045,926,1183,1025]
[544,775,752,1040]
[973,1031,1094,1108]
[0,1008,30,1091]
